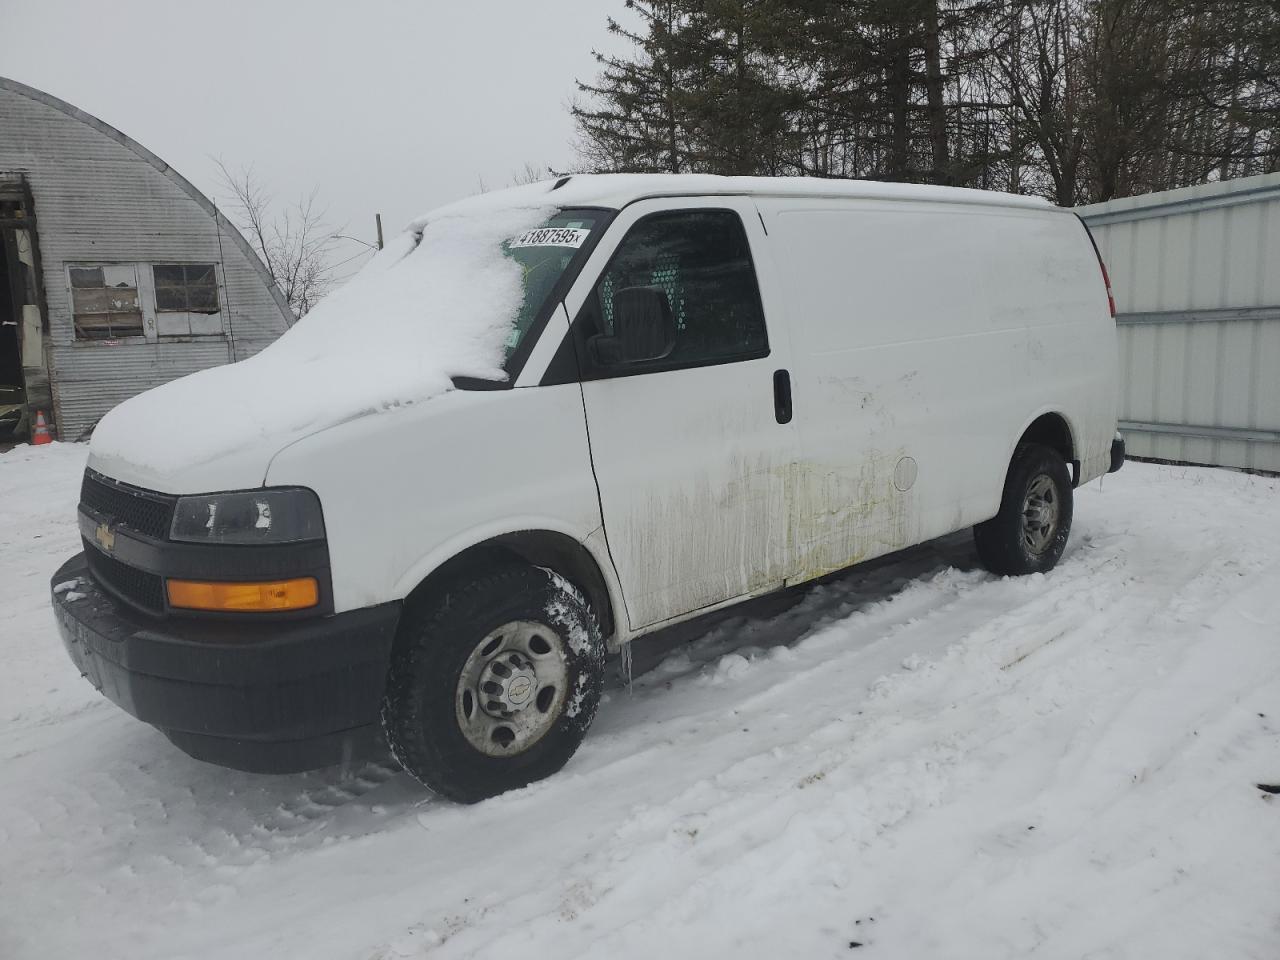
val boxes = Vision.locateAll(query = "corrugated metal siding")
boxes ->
[49,340,232,439]
[0,79,292,439]
[1079,173,1280,473]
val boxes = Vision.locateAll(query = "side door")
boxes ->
[562,197,798,631]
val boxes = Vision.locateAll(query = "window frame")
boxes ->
[149,262,225,338]
[152,263,221,315]
[566,206,771,383]
[65,261,229,344]
[67,263,146,341]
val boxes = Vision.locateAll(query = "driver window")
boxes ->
[588,209,768,369]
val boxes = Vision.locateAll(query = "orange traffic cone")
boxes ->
[31,410,52,445]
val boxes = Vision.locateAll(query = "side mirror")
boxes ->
[588,286,677,366]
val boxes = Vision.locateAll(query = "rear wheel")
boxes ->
[381,564,605,803]
[973,443,1073,576]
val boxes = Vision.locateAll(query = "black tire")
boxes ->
[973,443,1074,576]
[381,564,605,803]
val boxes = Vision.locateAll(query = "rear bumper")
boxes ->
[1110,433,1126,473]
[51,552,401,773]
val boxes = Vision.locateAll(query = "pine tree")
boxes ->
[574,0,1280,199]
[675,0,806,174]
[572,1,694,173]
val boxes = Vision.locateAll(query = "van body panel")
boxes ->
[755,197,1116,580]
[265,383,602,614]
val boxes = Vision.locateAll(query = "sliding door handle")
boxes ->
[773,368,793,425]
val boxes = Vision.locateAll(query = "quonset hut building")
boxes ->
[0,76,292,441]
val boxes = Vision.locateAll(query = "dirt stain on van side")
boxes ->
[784,452,916,584]
[610,444,920,630]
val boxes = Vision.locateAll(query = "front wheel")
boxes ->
[973,443,1074,576]
[381,564,606,803]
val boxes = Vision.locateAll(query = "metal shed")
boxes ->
[0,76,293,442]
[1079,173,1280,473]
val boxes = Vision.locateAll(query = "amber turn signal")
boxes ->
[166,577,319,612]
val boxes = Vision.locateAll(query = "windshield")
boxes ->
[501,210,601,357]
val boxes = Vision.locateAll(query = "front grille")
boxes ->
[80,469,176,541]
[84,539,166,614]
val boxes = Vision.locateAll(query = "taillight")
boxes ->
[1096,252,1116,318]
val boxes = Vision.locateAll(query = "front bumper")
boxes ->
[51,553,401,773]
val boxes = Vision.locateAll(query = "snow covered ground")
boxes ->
[2,442,1278,960]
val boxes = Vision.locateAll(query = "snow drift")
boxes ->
[4,447,1280,960]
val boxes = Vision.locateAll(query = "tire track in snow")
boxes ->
[6,518,1249,947]
[373,541,1131,956]
[8,460,1280,960]
[384,519,1280,959]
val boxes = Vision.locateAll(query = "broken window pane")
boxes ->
[154,286,187,311]
[70,266,104,288]
[186,283,219,312]
[108,289,140,311]
[72,288,113,315]
[70,264,143,340]
[152,264,186,288]
[101,264,137,288]
[156,312,192,337]
[188,312,223,336]
[185,264,216,287]
[152,263,220,321]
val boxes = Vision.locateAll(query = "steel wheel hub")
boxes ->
[1021,473,1060,555]
[455,620,569,757]
[478,651,538,714]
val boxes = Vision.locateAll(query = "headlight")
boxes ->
[170,489,325,545]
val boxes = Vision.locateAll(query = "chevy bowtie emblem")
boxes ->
[94,522,116,552]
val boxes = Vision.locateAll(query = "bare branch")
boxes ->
[214,160,338,317]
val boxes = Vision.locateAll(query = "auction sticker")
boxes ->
[509,227,591,249]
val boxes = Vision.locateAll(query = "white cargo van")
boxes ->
[52,175,1123,801]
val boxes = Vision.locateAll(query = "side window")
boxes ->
[153,264,219,314]
[152,264,223,337]
[70,265,143,340]
[589,209,768,369]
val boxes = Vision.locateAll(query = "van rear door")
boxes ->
[566,197,798,630]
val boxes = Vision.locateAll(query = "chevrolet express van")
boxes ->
[51,175,1124,802]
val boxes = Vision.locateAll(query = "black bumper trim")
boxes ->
[78,506,333,607]
[1110,435,1126,473]
[52,553,401,772]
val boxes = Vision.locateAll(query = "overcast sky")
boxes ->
[4,0,633,276]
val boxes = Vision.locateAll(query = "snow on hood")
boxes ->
[89,188,560,491]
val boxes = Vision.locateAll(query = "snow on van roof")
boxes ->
[411,174,1056,226]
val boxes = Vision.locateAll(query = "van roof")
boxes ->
[552,174,1056,212]
[520,173,1055,213]
[413,174,1058,232]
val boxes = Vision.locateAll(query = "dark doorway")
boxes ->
[0,223,25,440]
[1,180,46,442]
